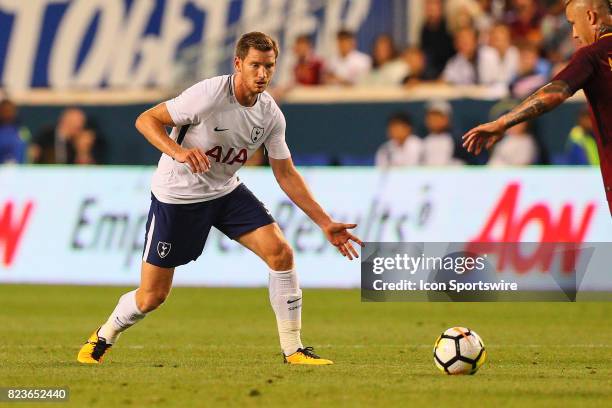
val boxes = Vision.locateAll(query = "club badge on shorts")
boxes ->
[157,241,172,258]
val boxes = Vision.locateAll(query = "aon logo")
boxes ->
[205,146,247,165]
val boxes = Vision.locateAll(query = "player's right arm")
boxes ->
[463,45,595,155]
[462,81,572,154]
[135,100,210,173]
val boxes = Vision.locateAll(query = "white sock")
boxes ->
[269,269,303,356]
[98,290,146,344]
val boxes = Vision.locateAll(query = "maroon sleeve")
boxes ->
[552,46,595,95]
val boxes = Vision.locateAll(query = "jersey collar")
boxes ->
[600,32,612,40]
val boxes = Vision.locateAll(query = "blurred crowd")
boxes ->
[374,102,597,169]
[276,0,598,168]
[284,0,573,92]
[0,0,599,168]
[0,100,104,165]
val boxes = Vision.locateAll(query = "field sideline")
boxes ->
[1,285,611,407]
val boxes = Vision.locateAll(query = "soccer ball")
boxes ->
[433,327,486,375]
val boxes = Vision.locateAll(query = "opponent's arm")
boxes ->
[462,80,572,154]
[135,103,210,173]
[500,81,571,129]
[269,157,363,259]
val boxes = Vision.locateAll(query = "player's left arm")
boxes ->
[269,157,364,259]
[462,80,572,154]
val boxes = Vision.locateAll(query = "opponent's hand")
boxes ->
[323,222,364,260]
[462,120,505,155]
[174,147,210,173]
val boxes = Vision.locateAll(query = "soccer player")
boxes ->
[77,32,363,365]
[463,0,612,214]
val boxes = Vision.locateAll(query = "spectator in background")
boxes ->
[446,0,493,33]
[450,6,477,34]
[375,112,422,168]
[73,126,98,165]
[442,27,479,85]
[292,35,324,86]
[422,101,462,166]
[540,0,574,64]
[0,98,30,164]
[268,35,324,101]
[478,23,519,86]
[420,0,455,79]
[30,107,86,164]
[509,43,549,99]
[402,47,430,87]
[325,30,371,86]
[563,108,599,165]
[361,34,409,86]
[504,0,544,45]
[488,121,538,166]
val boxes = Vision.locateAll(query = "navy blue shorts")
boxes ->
[142,184,274,268]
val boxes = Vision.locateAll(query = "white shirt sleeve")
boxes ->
[375,143,390,167]
[478,46,519,86]
[264,108,291,160]
[502,47,520,85]
[352,53,372,83]
[443,57,470,85]
[477,46,497,85]
[165,78,220,126]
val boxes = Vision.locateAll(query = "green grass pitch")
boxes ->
[1,285,612,407]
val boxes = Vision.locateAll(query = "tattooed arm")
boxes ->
[500,81,571,128]
[462,81,572,155]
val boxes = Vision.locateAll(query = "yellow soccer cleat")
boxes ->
[283,347,333,365]
[77,329,112,364]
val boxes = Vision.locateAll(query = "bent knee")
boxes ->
[266,242,294,270]
[136,290,169,312]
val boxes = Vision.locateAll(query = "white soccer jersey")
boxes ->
[151,75,291,204]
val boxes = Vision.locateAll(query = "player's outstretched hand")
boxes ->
[174,147,211,173]
[323,222,364,261]
[462,120,505,155]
